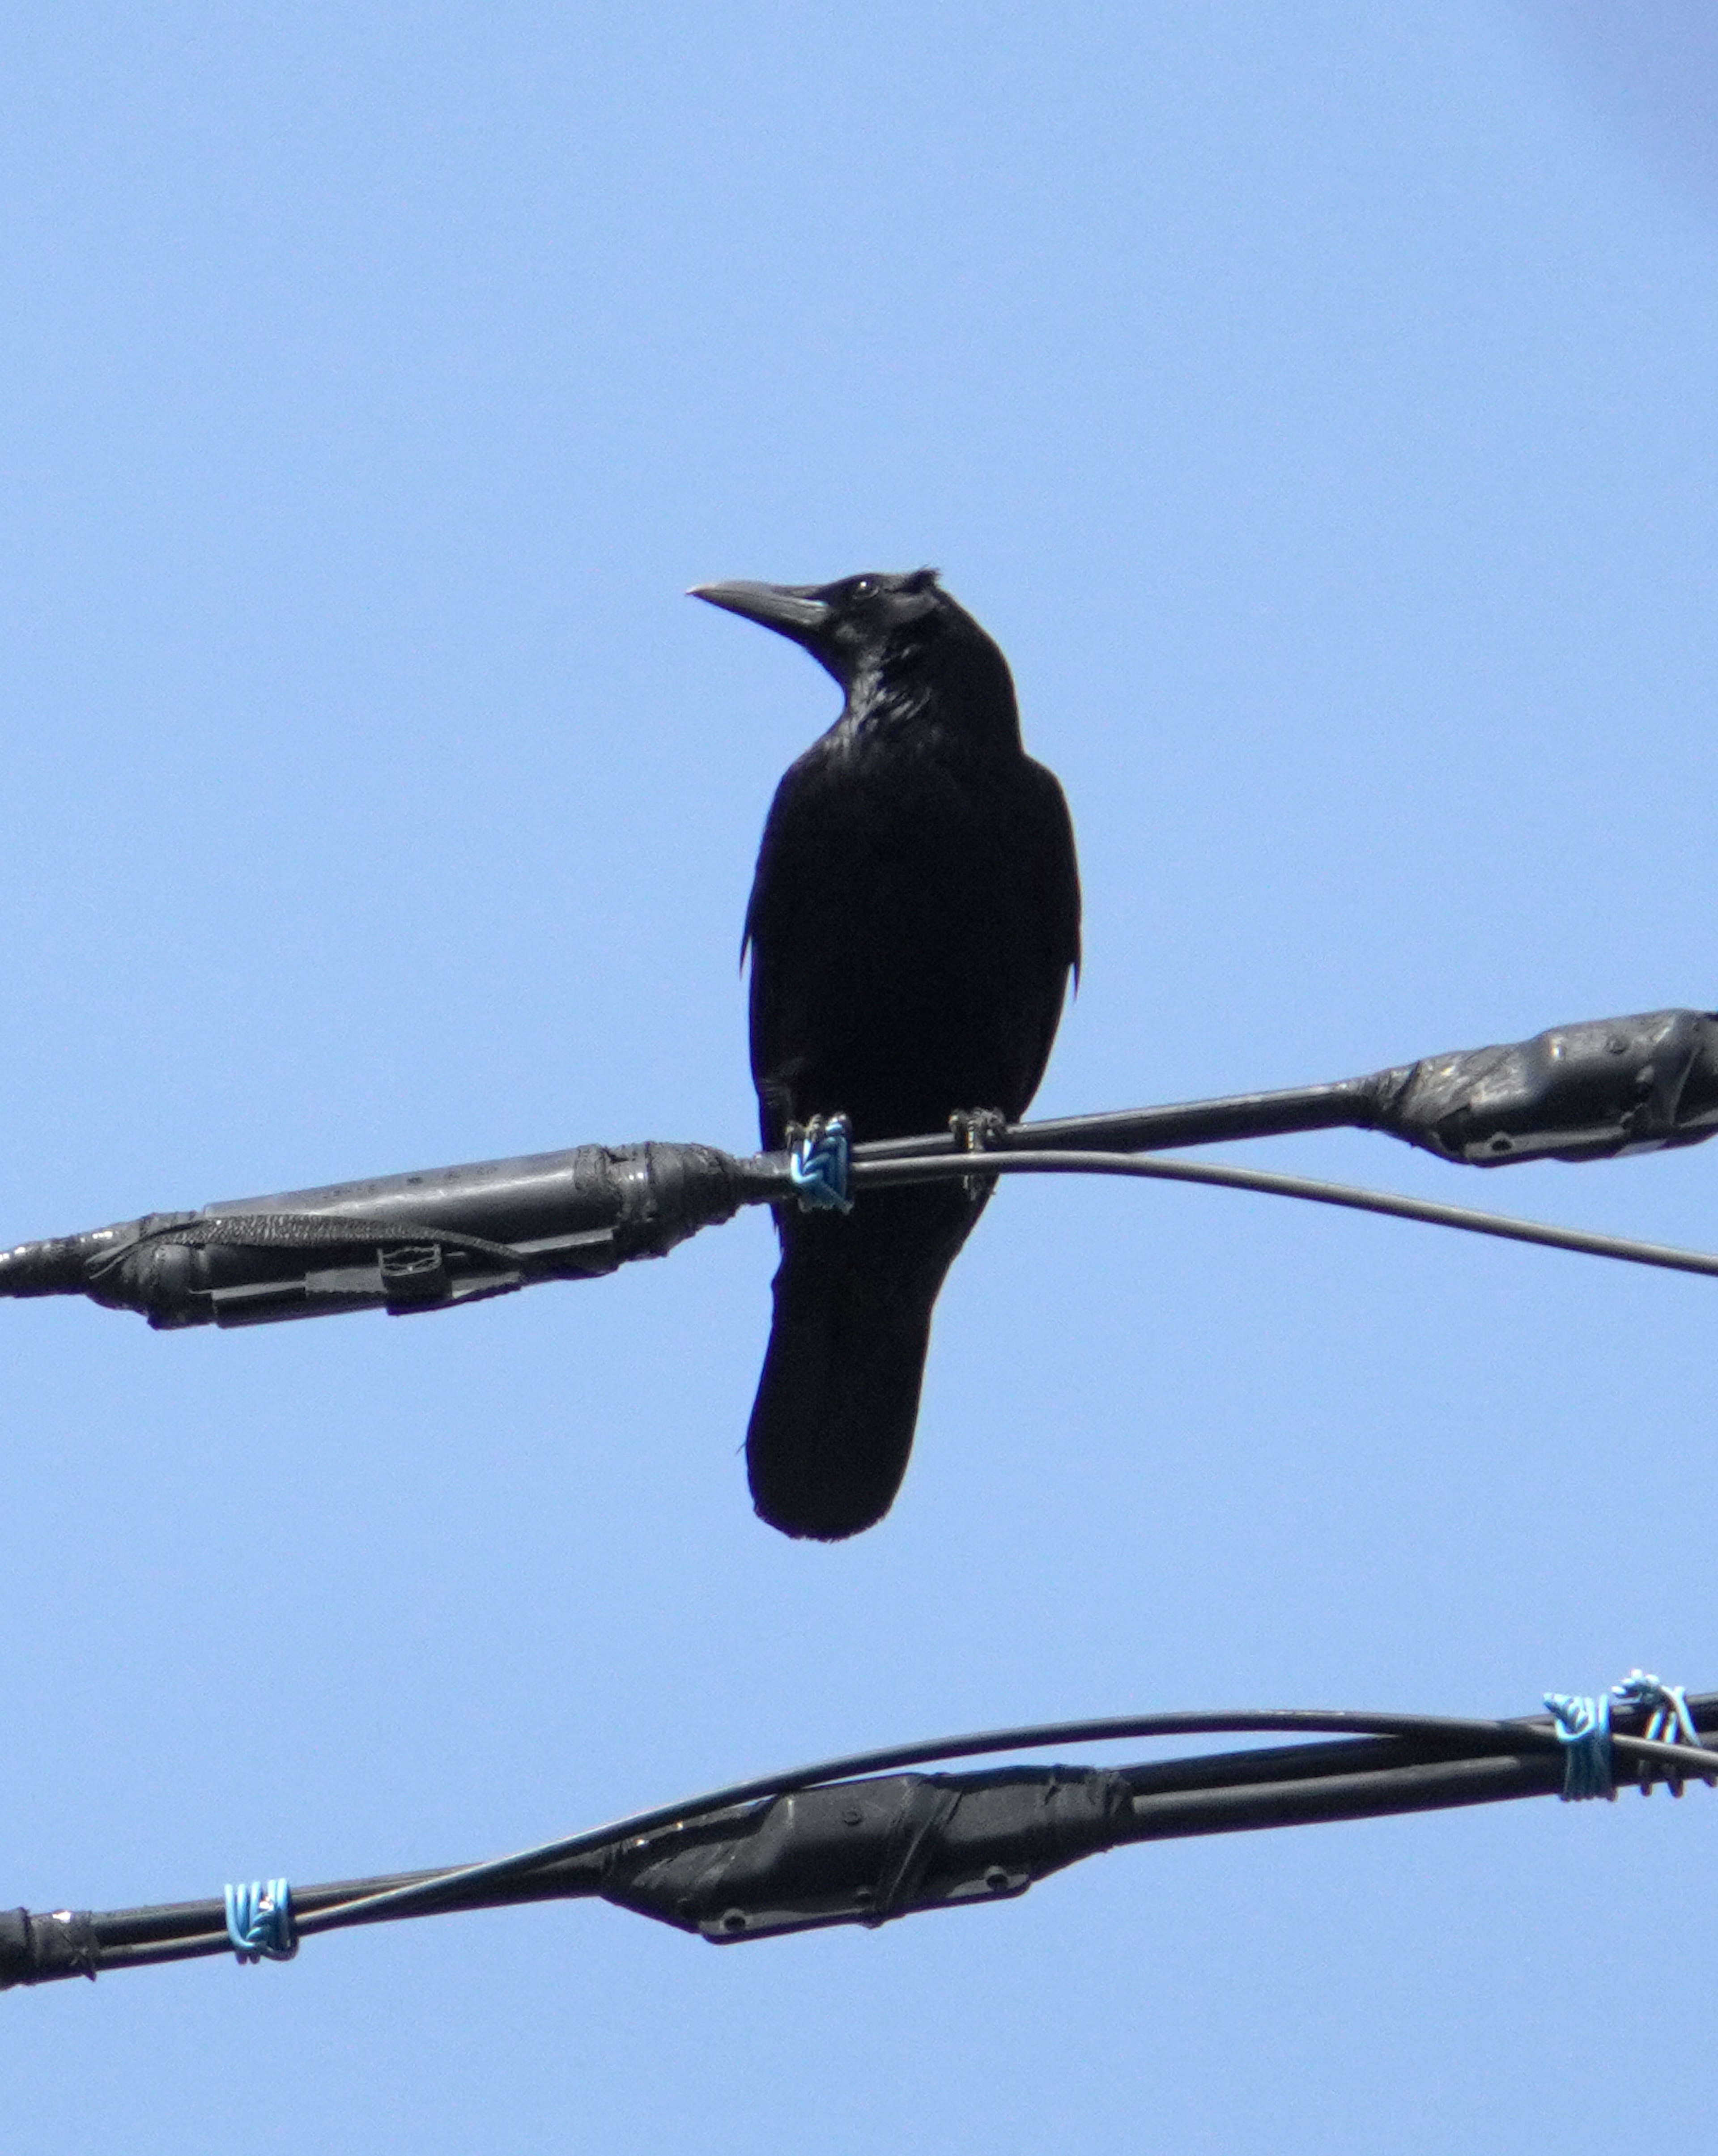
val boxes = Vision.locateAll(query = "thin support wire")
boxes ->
[852,1150,1718,1284]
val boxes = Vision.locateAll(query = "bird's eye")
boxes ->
[850,577,876,599]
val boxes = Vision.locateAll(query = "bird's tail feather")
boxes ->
[746,1188,982,1540]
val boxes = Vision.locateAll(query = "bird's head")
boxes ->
[690,567,976,692]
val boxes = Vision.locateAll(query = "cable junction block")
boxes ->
[0,1142,786,1332]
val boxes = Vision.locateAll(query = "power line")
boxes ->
[6,1688,1711,1988]
[856,1149,1718,1282]
[4,1003,1718,1331]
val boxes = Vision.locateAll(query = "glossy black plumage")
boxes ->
[694,570,1081,1538]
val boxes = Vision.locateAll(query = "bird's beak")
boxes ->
[689,580,832,648]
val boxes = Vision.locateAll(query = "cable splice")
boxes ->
[0,1141,781,1330]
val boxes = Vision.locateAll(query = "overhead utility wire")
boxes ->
[5,1687,1712,1989]
[855,1150,1718,1283]
[4,1002,1717,1330]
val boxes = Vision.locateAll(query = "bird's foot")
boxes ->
[948,1108,1008,1200]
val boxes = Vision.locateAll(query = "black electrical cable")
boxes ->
[307,1709,1549,1932]
[150,1712,1718,1940]
[10,1696,1712,1987]
[296,1704,1717,1934]
[852,1149,1718,1283]
[12,1002,1718,1332]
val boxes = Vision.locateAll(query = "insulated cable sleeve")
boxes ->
[85,1211,532,1277]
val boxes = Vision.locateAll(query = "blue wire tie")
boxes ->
[225,1878,298,1965]
[789,1115,854,1214]
[1544,1691,1615,1802]
[1611,1669,1713,1797]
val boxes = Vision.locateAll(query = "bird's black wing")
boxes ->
[998,752,1082,1115]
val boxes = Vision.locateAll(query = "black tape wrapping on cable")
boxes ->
[89,1212,531,1274]
[600,1764,1134,1942]
[0,1906,98,1989]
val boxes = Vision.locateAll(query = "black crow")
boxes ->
[693,570,1081,1538]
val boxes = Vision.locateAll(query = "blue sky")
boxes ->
[2,5,1716,2148]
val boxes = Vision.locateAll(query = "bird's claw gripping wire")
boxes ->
[949,1108,1007,1201]
[788,1116,855,1214]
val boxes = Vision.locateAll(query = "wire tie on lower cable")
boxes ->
[788,1115,854,1214]
[225,1879,298,1965]
[1611,1669,1713,1797]
[1544,1691,1615,1802]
